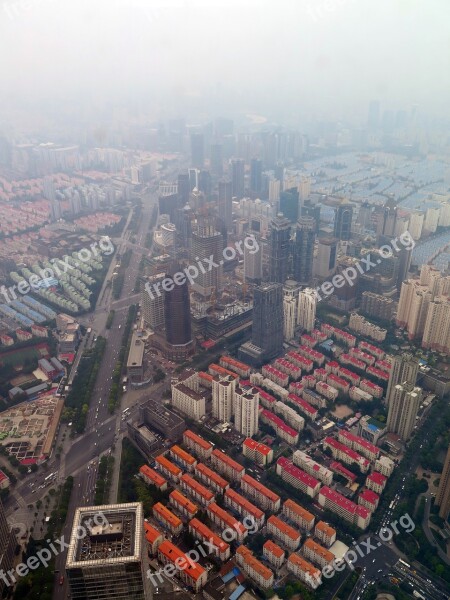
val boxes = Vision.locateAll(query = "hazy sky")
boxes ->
[0,0,449,123]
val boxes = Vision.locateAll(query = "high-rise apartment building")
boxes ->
[396,280,432,340]
[212,374,236,422]
[191,220,223,298]
[230,158,245,199]
[65,503,152,600]
[292,216,315,285]
[386,353,419,404]
[333,202,353,241]
[422,296,450,354]
[218,179,232,230]
[386,383,422,441]
[268,214,291,283]
[436,444,450,520]
[234,385,259,437]
[297,288,317,333]
[283,295,297,341]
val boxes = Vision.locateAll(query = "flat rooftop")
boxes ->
[66,503,143,568]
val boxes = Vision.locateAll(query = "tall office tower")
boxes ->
[191,219,223,298]
[297,288,317,333]
[250,158,263,194]
[188,168,199,191]
[386,383,422,441]
[198,170,212,200]
[177,173,190,206]
[212,374,236,422]
[0,499,15,598]
[436,444,450,519]
[268,213,291,283]
[279,187,300,223]
[142,273,165,329]
[377,197,398,240]
[356,202,373,230]
[422,296,450,354]
[396,280,432,339]
[244,235,262,283]
[333,202,353,241]
[210,143,223,177]
[218,179,233,230]
[164,263,193,354]
[176,203,193,248]
[230,158,245,199]
[367,100,380,129]
[292,216,315,285]
[234,386,259,437]
[269,179,281,203]
[315,237,337,279]
[252,283,284,360]
[66,503,152,600]
[190,132,204,168]
[386,353,419,405]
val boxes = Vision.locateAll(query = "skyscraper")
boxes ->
[292,216,315,285]
[65,503,152,600]
[333,202,353,241]
[190,132,204,168]
[244,234,262,283]
[142,273,165,329]
[436,444,450,520]
[210,143,223,177]
[234,386,259,437]
[297,288,317,333]
[386,353,419,405]
[250,158,263,194]
[386,383,422,441]
[422,296,450,354]
[268,213,291,284]
[279,187,300,223]
[218,179,232,230]
[252,283,284,360]
[0,499,15,598]
[164,263,193,358]
[230,158,245,199]
[315,238,337,279]
[212,374,236,422]
[191,220,223,298]
[177,173,190,206]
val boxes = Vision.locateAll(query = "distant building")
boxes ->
[436,444,450,520]
[386,383,422,441]
[268,213,291,284]
[139,397,185,441]
[292,216,315,285]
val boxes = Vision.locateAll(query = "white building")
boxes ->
[234,386,259,437]
[297,288,317,333]
[212,374,236,422]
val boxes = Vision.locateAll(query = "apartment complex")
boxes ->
[240,474,281,512]
[182,429,213,460]
[267,515,301,551]
[282,499,315,532]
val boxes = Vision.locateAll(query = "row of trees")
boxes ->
[108,304,137,412]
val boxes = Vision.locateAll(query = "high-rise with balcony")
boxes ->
[191,219,223,298]
[436,444,450,520]
[386,353,419,405]
[234,385,259,437]
[386,383,422,441]
[297,288,317,333]
[212,374,236,422]
[422,296,450,355]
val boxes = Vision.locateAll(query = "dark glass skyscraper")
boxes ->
[333,202,353,241]
[279,187,300,223]
[252,283,284,360]
[250,158,262,194]
[177,173,190,206]
[268,213,291,283]
[293,216,315,285]
[230,158,245,199]
[218,179,232,230]
[165,263,192,348]
[0,499,15,597]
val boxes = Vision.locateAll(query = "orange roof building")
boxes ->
[139,465,168,490]
[188,518,230,561]
[152,502,183,535]
[157,540,207,591]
